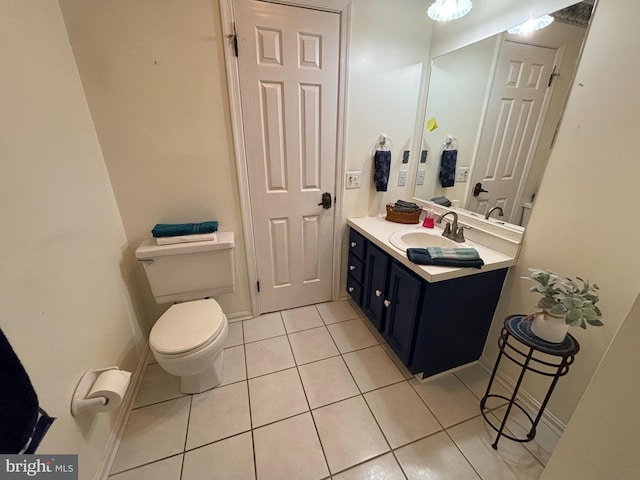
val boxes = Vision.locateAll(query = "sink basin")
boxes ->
[389,228,461,252]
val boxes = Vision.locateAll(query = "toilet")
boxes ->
[135,232,235,394]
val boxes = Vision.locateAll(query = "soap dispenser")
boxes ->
[422,208,435,228]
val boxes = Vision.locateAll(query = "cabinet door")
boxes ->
[384,262,423,363]
[362,242,389,330]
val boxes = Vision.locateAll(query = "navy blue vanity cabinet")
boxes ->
[347,226,508,379]
[361,243,390,330]
[409,267,507,377]
[346,229,367,305]
[383,261,424,364]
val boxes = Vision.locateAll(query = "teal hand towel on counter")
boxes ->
[152,221,218,238]
[407,247,484,269]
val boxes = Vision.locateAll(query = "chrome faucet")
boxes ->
[436,211,458,240]
[485,206,504,220]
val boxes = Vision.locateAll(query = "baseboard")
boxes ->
[93,343,150,480]
[478,355,566,437]
[226,310,253,323]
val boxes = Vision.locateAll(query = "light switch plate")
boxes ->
[346,171,361,189]
[398,169,408,187]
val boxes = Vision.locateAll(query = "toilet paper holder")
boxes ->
[71,366,130,416]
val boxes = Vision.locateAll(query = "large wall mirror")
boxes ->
[412,1,594,230]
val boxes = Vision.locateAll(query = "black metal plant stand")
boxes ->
[480,314,580,449]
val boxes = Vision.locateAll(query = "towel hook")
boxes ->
[376,134,392,151]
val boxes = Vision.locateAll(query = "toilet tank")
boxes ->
[135,232,235,304]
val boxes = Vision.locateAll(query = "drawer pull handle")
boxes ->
[349,265,356,271]
[384,300,391,307]
[348,287,354,293]
[375,289,382,297]
[351,241,357,247]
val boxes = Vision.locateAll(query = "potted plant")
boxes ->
[523,268,603,343]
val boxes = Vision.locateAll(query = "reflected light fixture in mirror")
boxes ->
[427,0,473,22]
[508,15,555,35]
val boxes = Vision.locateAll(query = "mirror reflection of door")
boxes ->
[467,41,558,223]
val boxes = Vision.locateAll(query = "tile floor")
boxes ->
[110,301,560,480]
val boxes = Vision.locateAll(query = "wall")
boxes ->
[0,0,144,475]
[484,0,640,424]
[58,0,252,327]
[541,293,640,478]
[342,0,433,219]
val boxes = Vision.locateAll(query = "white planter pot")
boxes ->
[531,312,569,343]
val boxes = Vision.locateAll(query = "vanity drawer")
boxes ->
[347,253,365,284]
[346,275,363,305]
[348,228,366,261]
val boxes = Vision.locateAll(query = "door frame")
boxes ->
[219,0,351,316]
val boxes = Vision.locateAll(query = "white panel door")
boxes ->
[467,41,557,223]
[235,0,339,313]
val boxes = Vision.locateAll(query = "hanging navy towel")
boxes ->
[374,150,391,192]
[439,149,457,188]
[0,329,55,453]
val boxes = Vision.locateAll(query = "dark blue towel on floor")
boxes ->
[152,221,218,238]
[407,247,484,269]
[1,329,55,453]
[439,149,457,188]
[374,150,391,192]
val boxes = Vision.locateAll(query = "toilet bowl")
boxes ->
[149,298,229,394]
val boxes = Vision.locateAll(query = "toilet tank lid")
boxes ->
[150,299,226,355]
[136,231,234,258]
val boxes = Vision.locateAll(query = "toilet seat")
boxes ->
[150,299,226,355]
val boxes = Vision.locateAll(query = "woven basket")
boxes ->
[385,204,421,224]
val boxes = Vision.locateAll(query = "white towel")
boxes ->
[156,232,217,245]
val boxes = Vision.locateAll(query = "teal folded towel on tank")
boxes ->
[407,247,484,269]
[152,221,218,238]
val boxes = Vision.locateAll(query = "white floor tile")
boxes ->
[243,312,285,343]
[133,363,185,409]
[182,432,255,480]
[186,382,250,450]
[254,413,329,480]
[111,397,191,474]
[248,368,309,428]
[343,345,404,393]
[281,305,324,333]
[454,363,509,410]
[218,345,247,387]
[313,396,389,474]
[288,326,340,365]
[108,454,183,480]
[411,374,481,428]
[395,431,481,480]
[448,415,544,479]
[298,356,360,409]
[327,318,379,353]
[224,321,243,348]
[332,452,405,480]
[364,381,442,448]
[245,335,295,378]
[316,301,360,325]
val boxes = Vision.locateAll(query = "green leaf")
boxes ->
[586,319,604,327]
[566,308,583,322]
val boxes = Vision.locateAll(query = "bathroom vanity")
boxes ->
[346,216,519,379]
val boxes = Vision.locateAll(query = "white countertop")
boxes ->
[347,216,518,283]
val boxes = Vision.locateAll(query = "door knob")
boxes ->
[473,182,488,197]
[318,192,332,209]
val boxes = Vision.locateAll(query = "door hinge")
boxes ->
[256,280,260,292]
[548,65,559,87]
[227,22,238,57]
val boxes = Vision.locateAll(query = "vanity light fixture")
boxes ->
[507,14,554,35]
[427,0,472,22]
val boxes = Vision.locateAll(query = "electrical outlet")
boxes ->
[346,171,361,189]
[416,169,426,185]
[398,169,408,187]
[456,167,470,182]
